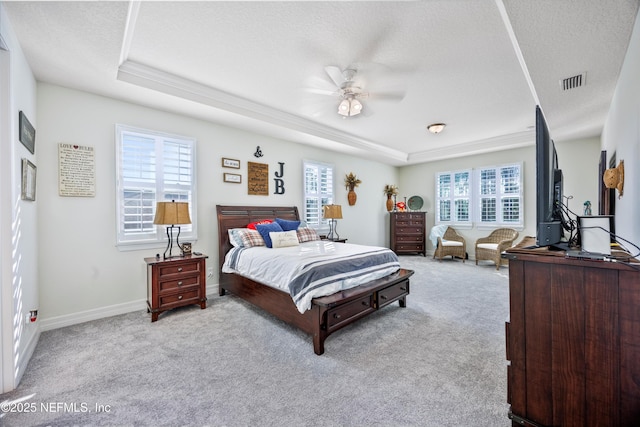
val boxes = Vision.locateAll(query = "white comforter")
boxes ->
[222,241,400,313]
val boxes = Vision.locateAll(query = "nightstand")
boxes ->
[145,254,208,322]
[325,238,347,243]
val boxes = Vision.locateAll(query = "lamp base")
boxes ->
[327,219,340,241]
[163,225,182,259]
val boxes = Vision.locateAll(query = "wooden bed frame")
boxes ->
[216,205,414,355]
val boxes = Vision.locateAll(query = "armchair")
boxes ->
[433,226,466,262]
[475,228,519,270]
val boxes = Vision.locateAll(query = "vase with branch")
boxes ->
[384,184,399,211]
[344,172,362,206]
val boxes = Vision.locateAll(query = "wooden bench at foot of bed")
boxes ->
[219,268,414,355]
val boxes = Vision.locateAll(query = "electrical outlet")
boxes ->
[207,267,213,278]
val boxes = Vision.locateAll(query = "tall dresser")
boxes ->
[389,211,426,256]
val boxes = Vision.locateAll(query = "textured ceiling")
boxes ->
[4,0,638,165]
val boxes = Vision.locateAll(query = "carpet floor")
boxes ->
[0,255,512,426]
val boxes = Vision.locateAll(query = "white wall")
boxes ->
[602,9,640,252]
[398,135,601,257]
[0,3,39,392]
[36,83,398,327]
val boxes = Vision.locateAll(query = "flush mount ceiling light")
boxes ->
[427,123,446,134]
[338,95,363,117]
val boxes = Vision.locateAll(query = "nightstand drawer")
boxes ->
[377,281,410,308]
[159,275,200,293]
[159,289,201,308]
[158,261,201,278]
[326,294,374,330]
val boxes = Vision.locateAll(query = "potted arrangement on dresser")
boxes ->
[384,184,398,211]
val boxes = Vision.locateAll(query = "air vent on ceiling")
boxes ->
[561,72,586,91]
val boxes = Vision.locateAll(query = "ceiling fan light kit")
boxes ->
[338,96,362,117]
[427,123,446,134]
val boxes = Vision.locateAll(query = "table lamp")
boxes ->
[323,204,343,241]
[153,200,191,259]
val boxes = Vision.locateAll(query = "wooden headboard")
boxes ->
[216,205,300,271]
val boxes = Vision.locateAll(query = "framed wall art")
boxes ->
[21,158,37,201]
[19,111,36,154]
[222,158,240,169]
[248,161,269,195]
[223,173,242,183]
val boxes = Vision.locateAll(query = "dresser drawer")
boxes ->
[396,235,424,243]
[395,226,424,235]
[377,281,410,308]
[158,261,201,278]
[326,294,375,330]
[395,243,424,253]
[159,275,200,293]
[159,288,201,309]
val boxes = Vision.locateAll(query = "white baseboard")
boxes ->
[15,328,40,386]
[38,299,146,332]
[38,283,223,332]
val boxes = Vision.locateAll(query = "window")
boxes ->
[476,163,522,226]
[436,170,471,225]
[115,124,197,249]
[436,163,523,229]
[303,160,334,230]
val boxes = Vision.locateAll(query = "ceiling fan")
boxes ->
[305,64,406,118]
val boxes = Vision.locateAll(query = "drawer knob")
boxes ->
[178,281,183,286]
[400,287,406,291]
[334,313,341,319]
[380,295,388,300]
[177,295,183,300]
[177,267,183,272]
[362,301,368,306]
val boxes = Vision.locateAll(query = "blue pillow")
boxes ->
[255,222,284,248]
[274,217,301,231]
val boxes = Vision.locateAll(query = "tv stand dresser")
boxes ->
[503,244,640,426]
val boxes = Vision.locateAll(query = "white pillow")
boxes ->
[270,230,300,248]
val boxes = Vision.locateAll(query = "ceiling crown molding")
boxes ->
[117,60,408,164]
[407,131,534,164]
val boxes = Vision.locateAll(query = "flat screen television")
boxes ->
[535,105,564,247]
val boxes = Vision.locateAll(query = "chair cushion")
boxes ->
[442,240,463,247]
[477,243,499,250]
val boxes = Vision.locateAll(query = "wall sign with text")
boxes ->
[58,143,96,197]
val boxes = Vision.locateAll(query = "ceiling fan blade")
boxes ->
[304,87,340,96]
[302,74,341,96]
[324,65,346,87]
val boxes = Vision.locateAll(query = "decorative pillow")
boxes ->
[270,230,300,248]
[228,228,265,248]
[255,222,284,248]
[247,219,273,230]
[274,217,301,231]
[228,228,246,247]
[296,227,320,243]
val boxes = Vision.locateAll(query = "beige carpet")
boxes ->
[0,255,511,426]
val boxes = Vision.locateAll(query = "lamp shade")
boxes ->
[153,201,191,225]
[323,204,343,220]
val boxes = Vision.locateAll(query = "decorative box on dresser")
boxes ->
[145,254,208,322]
[390,211,426,256]
[503,247,640,427]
